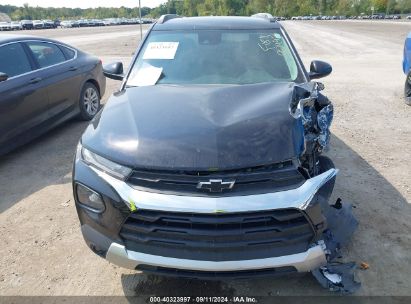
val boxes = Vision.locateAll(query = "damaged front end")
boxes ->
[291,82,361,294]
[73,80,360,293]
[290,82,334,178]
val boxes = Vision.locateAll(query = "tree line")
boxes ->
[1,1,411,21]
[151,0,411,17]
[0,4,151,20]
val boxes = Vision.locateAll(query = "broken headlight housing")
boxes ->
[78,144,132,180]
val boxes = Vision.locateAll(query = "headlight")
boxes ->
[79,145,132,180]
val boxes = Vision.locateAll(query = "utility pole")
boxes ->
[139,0,143,39]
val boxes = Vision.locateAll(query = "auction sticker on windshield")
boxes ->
[127,63,163,86]
[143,42,179,59]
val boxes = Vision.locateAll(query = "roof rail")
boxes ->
[251,13,277,22]
[157,14,181,24]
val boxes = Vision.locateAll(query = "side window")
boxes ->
[60,46,76,60]
[26,42,67,68]
[0,43,32,77]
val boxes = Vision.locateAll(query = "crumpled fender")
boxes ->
[290,82,334,150]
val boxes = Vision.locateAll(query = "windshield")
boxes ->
[127,29,303,86]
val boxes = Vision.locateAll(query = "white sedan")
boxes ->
[0,22,11,31]
[60,20,73,28]
[10,21,22,30]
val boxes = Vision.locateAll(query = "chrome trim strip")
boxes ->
[106,242,327,272]
[91,167,338,213]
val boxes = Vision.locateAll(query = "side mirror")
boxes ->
[309,60,332,80]
[0,72,8,82]
[103,62,124,81]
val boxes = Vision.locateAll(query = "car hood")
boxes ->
[81,82,304,170]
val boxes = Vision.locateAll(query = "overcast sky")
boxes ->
[2,0,168,9]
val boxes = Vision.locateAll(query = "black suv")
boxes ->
[73,14,359,291]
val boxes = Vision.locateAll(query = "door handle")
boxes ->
[29,77,42,84]
[68,66,78,71]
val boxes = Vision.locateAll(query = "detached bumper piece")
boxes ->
[311,199,361,294]
[312,262,360,294]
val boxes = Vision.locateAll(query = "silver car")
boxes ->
[10,22,22,31]
[0,22,11,31]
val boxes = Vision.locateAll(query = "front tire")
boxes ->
[405,72,411,106]
[78,82,100,120]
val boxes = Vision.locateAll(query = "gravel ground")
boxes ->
[0,21,410,297]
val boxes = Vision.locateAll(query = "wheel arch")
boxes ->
[84,78,101,97]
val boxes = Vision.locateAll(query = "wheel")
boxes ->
[405,72,411,106]
[78,82,100,120]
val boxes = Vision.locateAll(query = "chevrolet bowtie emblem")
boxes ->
[197,179,235,192]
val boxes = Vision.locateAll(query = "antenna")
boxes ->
[139,0,143,39]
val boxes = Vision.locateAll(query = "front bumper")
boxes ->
[106,241,327,273]
[73,157,337,276]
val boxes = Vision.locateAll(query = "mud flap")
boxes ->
[312,200,361,294]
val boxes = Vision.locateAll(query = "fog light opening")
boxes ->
[76,183,105,213]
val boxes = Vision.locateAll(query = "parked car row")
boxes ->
[0,17,154,31]
[60,17,153,28]
[354,14,402,20]
[1,21,26,30]
[0,19,57,30]
[290,14,410,21]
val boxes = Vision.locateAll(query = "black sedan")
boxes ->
[0,34,105,155]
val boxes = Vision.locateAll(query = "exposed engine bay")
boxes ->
[290,82,334,178]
